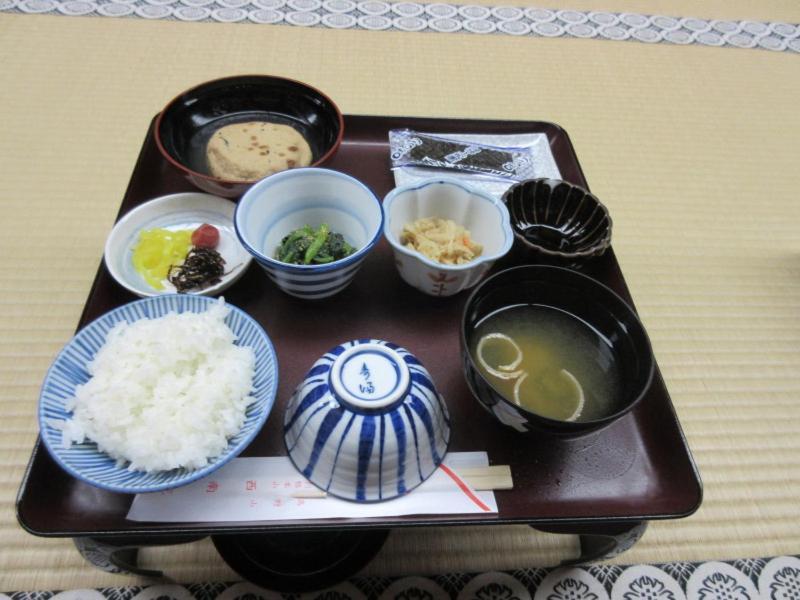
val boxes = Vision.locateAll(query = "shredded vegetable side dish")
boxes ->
[401,217,483,265]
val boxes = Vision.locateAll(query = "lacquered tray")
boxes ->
[17,115,702,538]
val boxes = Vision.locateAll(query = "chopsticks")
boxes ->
[456,465,513,490]
[291,465,512,498]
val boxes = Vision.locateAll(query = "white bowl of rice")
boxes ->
[38,295,278,494]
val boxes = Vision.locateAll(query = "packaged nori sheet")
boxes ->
[389,129,536,181]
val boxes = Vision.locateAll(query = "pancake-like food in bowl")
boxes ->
[206,121,313,181]
[155,75,344,198]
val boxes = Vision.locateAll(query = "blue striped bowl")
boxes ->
[234,168,383,300]
[38,295,279,494]
[284,339,450,502]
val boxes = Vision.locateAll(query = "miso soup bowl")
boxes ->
[460,265,655,436]
[383,178,514,297]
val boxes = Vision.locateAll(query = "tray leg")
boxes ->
[212,528,390,593]
[532,521,648,565]
[73,535,204,578]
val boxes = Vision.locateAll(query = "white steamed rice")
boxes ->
[62,299,256,472]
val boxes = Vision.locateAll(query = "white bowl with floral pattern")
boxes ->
[382,178,514,297]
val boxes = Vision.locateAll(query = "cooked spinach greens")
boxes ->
[275,224,355,265]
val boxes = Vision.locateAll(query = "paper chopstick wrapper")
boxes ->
[127,452,502,522]
[290,465,512,498]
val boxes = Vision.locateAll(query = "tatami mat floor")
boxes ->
[1,4,799,591]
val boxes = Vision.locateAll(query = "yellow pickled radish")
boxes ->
[131,228,193,290]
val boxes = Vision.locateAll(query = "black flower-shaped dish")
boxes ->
[501,178,612,265]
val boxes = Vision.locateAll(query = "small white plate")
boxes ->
[104,192,252,298]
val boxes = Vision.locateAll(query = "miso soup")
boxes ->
[469,304,620,422]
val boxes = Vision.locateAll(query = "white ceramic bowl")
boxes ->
[383,178,514,297]
[284,339,450,502]
[234,168,383,300]
[104,192,252,297]
[38,295,279,494]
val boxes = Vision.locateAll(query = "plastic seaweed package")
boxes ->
[389,129,537,181]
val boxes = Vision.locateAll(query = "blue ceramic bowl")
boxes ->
[234,168,383,300]
[38,295,279,494]
[284,339,451,502]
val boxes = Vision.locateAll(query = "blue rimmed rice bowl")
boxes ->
[38,294,279,494]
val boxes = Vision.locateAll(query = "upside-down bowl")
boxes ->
[284,339,450,502]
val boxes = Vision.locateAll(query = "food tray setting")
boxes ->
[17,114,701,541]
